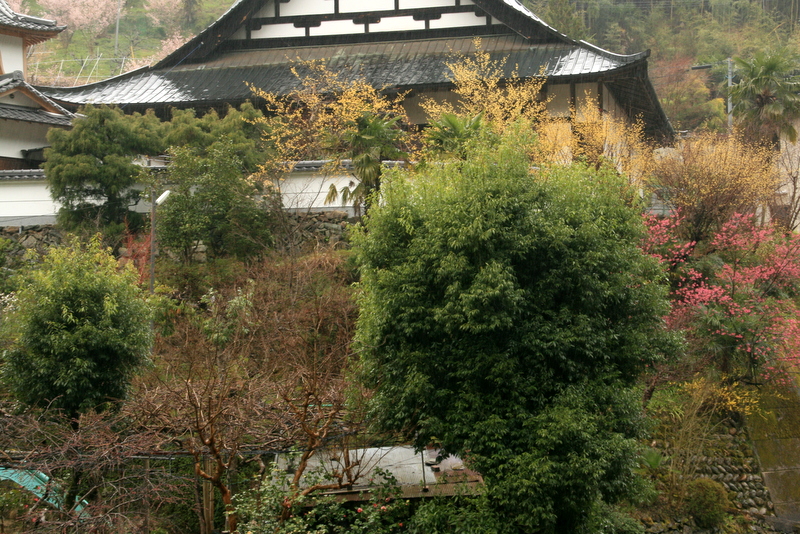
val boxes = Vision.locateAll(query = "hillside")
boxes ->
[12,0,231,86]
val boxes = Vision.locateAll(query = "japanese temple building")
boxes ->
[37,0,672,139]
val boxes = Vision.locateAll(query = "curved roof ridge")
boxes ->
[0,0,64,32]
[576,39,650,62]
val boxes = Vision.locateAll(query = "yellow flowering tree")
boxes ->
[649,132,777,243]
[248,62,411,211]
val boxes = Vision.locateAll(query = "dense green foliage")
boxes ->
[355,127,674,532]
[1,237,152,419]
[685,478,729,528]
[45,102,274,255]
[162,104,268,172]
[45,104,161,231]
[156,139,275,262]
[730,49,800,144]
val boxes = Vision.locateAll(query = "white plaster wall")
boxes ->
[430,11,488,29]
[313,19,363,36]
[0,180,58,225]
[250,23,306,39]
[339,0,395,12]
[0,34,24,75]
[281,0,336,16]
[0,120,51,159]
[277,170,356,212]
[370,15,425,32]
[401,0,456,8]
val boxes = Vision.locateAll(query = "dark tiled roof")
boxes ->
[39,35,646,105]
[0,168,45,181]
[0,0,63,37]
[0,71,74,119]
[0,104,72,126]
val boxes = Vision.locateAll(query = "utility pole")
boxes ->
[690,58,734,133]
[114,0,122,57]
[727,56,733,132]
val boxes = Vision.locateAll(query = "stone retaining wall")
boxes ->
[645,426,780,534]
[0,211,355,259]
[0,225,64,257]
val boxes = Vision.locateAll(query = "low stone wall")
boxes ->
[0,225,64,257]
[276,210,355,251]
[645,425,780,534]
[0,211,355,259]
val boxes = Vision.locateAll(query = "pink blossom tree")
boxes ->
[643,212,800,384]
[38,0,119,45]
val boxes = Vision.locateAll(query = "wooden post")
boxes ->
[202,457,214,534]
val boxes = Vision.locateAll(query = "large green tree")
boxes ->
[45,104,162,230]
[354,126,674,533]
[1,236,152,421]
[157,138,275,262]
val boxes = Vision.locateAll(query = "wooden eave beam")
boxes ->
[0,27,62,46]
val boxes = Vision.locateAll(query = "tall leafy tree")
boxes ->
[325,112,407,213]
[354,124,675,533]
[157,138,275,262]
[731,49,800,145]
[45,104,162,230]
[1,236,152,421]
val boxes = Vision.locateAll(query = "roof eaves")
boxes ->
[154,0,259,69]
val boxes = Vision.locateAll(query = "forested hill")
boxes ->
[12,0,792,132]
[526,0,796,131]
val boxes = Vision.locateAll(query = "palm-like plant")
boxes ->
[326,113,407,213]
[423,112,486,159]
[731,49,800,145]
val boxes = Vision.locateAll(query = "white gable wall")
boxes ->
[0,90,40,108]
[0,34,24,75]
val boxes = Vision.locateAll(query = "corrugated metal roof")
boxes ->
[40,35,645,107]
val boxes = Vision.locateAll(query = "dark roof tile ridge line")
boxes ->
[0,168,47,182]
[499,0,560,35]
[154,0,255,69]
[0,0,64,30]
[34,65,153,94]
[294,159,406,171]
